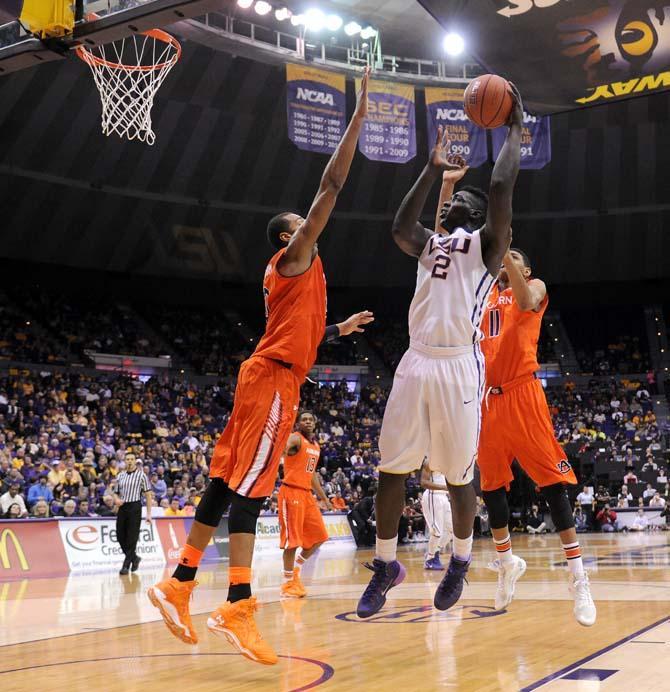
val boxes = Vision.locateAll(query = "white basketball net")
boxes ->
[77,29,181,145]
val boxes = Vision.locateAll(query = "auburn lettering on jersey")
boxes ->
[253,248,327,381]
[480,282,548,386]
[283,434,321,491]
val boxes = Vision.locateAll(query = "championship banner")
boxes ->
[357,78,416,164]
[491,112,551,169]
[286,64,346,154]
[0,520,68,580]
[418,1,670,113]
[58,518,165,572]
[425,87,487,168]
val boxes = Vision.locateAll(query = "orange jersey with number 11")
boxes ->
[480,282,548,386]
[283,434,321,490]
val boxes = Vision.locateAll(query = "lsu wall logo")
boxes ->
[0,529,29,571]
[557,459,572,474]
[296,88,334,106]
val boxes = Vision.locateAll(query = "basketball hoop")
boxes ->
[76,29,181,145]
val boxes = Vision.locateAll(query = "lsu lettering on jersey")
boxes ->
[253,249,327,381]
[480,282,548,386]
[283,434,321,490]
[409,229,496,347]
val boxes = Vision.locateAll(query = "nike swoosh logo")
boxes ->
[463,399,473,405]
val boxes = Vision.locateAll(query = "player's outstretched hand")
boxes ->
[354,66,370,120]
[443,160,469,184]
[339,310,374,336]
[429,126,467,174]
[506,81,524,128]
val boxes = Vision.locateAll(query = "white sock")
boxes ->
[562,542,585,578]
[282,569,293,582]
[452,533,473,562]
[493,534,515,565]
[375,536,398,563]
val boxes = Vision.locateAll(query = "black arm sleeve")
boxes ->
[320,324,340,345]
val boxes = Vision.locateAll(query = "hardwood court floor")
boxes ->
[1,533,669,691]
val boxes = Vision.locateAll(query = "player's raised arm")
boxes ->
[434,165,469,234]
[480,83,522,276]
[284,432,302,457]
[320,310,374,345]
[502,251,546,311]
[391,126,466,258]
[279,68,370,277]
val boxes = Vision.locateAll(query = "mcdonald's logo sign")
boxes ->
[0,529,29,571]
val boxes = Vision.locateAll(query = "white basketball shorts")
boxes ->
[421,490,452,538]
[379,340,485,485]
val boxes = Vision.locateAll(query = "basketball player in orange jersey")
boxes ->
[478,248,596,626]
[279,410,332,598]
[147,67,371,665]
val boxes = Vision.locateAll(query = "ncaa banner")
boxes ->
[58,518,165,572]
[418,0,670,113]
[491,112,551,169]
[356,78,416,164]
[425,87,487,168]
[286,64,346,155]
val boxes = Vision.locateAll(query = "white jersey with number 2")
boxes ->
[379,227,496,485]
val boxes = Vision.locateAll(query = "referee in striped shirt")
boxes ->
[114,452,153,575]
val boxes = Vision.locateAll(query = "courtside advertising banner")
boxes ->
[491,112,551,169]
[425,87,487,167]
[286,64,346,154]
[58,518,165,571]
[357,78,416,164]
[0,520,68,580]
[419,0,670,113]
[253,513,355,555]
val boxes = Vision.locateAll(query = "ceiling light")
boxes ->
[325,14,343,31]
[443,32,465,56]
[304,8,325,31]
[254,1,272,15]
[344,21,361,36]
[291,13,304,26]
[275,7,291,21]
[360,26,377,40]
[237,0,253,8]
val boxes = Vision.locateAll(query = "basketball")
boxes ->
[463,74,513,129]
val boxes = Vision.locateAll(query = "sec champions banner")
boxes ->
[419,0,670,113]
[492,111,551,169]
[425,87,487,167]
[286,64,346,154]
[357,78,416,164]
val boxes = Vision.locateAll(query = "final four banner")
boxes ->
[356,78,416,164]
[286,64,346,155]
[492,113,551,170]
[425,87,487,168]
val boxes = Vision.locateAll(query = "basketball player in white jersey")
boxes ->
[357,85,524,618]
[420,458,452,570]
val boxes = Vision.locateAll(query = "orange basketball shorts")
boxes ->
[477,378,576,492]
[209,356,300,498]
[278,484,329,550]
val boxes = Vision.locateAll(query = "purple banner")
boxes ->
[425,87,487,168]
[286,64,346,155]
[357,78,416,164]
[492,113,551,170]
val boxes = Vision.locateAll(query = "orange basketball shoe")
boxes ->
[207,597,278,665]
[280,567,307,599]
[147,578,198,645]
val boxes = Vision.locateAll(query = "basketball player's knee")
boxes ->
[195,478,232,527]
[542,483,574,532]
[482,487,509,530]
[228,493,264,534]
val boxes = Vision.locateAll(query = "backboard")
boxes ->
[0,0,226,75]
